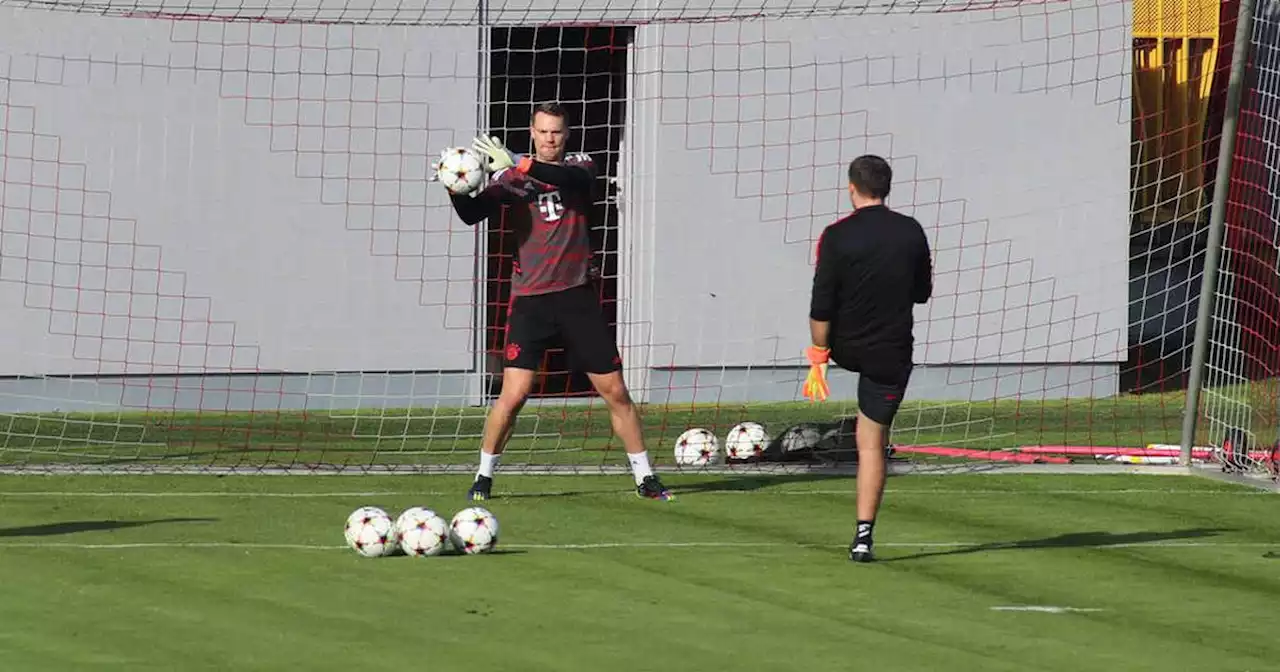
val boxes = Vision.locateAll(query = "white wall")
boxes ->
[0,9,480,376]
[627,3,1131,368]
[0,0,1131,401]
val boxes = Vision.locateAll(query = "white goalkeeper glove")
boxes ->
[472,134,519,173]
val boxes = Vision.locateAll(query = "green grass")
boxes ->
[0,393,1196,468]
[0,472,1275,670]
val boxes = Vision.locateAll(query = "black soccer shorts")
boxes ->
[831,349,911,426]
[502,284,622,374]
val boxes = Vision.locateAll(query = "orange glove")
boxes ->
[802,345,830,402]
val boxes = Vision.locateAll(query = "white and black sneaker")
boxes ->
[849,540,875,563]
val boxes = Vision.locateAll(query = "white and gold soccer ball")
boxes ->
[724,421,769,461]
[674,427,720,466]
[449,506,499,555]
[344,506,398,558]
[435,147,486,195]
[395,507,450,557]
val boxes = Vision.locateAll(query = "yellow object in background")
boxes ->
[1131,0,1221,226]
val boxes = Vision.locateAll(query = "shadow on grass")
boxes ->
[883,527,1233,562]
[0,518,218,537]
[423,548,527,558]
[673,472,852,494]
[484,472,854,499]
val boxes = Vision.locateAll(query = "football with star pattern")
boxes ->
[449,506,499,555]
[344,506,399,558]
[396,507,451,557]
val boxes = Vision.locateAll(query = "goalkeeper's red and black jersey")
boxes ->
[809,204,933,377]
[449,152,597,297]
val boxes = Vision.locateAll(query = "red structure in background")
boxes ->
[1209,0,1280,385]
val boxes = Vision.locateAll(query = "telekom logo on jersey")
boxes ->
[536,191,564,222]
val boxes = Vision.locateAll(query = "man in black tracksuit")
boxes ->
[803,154,934,563]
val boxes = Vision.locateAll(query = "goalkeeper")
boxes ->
[436,102,673,503]
[802,155,933,563]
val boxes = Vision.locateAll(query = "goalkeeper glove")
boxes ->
[802,345,830,402]
[472,135,519,173]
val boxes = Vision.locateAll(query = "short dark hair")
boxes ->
[847,155,892,199]
[531,102,569,124]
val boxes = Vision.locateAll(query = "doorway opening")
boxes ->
[484,26,633,399]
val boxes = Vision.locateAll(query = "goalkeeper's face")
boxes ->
[531,112,568,163]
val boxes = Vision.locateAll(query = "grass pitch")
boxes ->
[0,472,1275,671]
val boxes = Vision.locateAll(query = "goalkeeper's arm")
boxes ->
[808,230,840,334]
[448,189,503,226]
[911,225,934,304]
[802,230,840,402]
[809,318,831,349]
[472,135,596,193]
[514,156,595,192]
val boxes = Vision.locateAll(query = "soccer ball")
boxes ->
[449,506,499,555]
[779,425,822,453]
[344,506,398,558]
[724,421,769,461]
[395,507,450,557]
[674,427,720,466]
[435,147,485,195]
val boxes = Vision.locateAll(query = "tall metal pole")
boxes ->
[1180,0,1260,465]
[471,0,491,407]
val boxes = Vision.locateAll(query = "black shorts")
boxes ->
[830,349,911,426]
[503,284,621,375]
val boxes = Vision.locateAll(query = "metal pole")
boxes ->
[1180,0,1260,465]
[470,0,491,407]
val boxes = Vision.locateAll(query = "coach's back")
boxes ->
[809,204,933,380]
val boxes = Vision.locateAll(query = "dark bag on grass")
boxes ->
[760,418,895,464]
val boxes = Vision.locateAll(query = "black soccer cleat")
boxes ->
[849,540,875,563]
[467,475,492,502]
[636,474,674,501]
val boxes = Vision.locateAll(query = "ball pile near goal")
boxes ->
[344,505,498,558]
[674,427,720,466]
[673,421,774,466]
[724,421,769,461]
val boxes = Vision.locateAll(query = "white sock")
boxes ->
[627,451,653,485]
[477,451,501,479]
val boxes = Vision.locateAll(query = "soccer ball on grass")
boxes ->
[724,421,769,461]
[344,506,399,558]
[674,427,720,466]
[395,507,451,557]
[450,506,500,555]
[779,424,823,454]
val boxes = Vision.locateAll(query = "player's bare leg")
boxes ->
[851,410,888,562]
[587,370,673,501]
[468,367,535,501]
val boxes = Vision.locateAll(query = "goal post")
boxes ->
[0,0,1274,475]
[1193,0,1278,474]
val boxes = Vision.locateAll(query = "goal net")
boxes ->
[0,0,1271,474]
[1199,0,1280,475]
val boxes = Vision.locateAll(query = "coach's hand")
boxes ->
[802,346,830,402]
[472,135,518,173]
